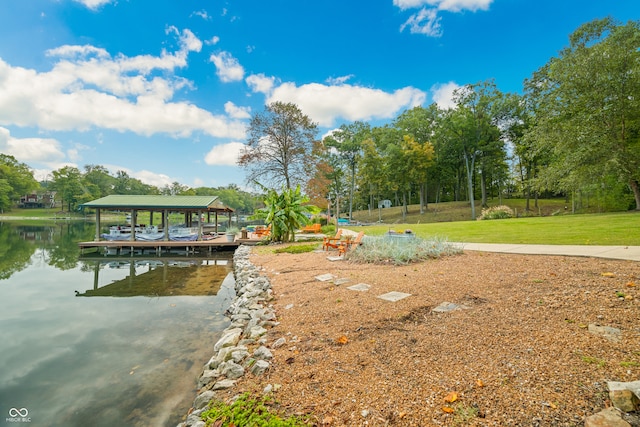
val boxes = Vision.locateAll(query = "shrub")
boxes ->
[274,243,320,254]
[201,393,311,426]
[347,235,462,265]
[477,205,514,220]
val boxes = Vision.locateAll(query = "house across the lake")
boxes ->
[19,191,56,209]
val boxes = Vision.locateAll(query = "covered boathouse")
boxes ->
[78,195,245,255]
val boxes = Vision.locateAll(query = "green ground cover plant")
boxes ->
[200,393,310,427]
[274,243,320,254]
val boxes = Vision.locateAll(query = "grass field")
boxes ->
[351,211,640,246]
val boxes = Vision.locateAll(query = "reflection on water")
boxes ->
[76,259,231,297]
[0,222,235,427]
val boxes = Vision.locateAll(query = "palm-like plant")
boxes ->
[255,184,319,242]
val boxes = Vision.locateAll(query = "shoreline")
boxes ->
[177,244,278,427]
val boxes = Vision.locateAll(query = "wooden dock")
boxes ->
[78,235,258,256]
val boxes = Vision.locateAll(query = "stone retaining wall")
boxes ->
[177,245,278,427]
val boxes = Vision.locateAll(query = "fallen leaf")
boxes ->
[550,402,558,409]
[442,406,455,413]
[627,281,636,287]
[601,272,615,278]
[336,335,348,345]
[476,379,484,387]
[398,411,407,419]
[444,391,458,403]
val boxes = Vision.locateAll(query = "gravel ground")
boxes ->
[226,245,640,426]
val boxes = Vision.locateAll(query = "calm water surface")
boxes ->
[0,221,235,427]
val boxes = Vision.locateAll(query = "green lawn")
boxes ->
[353,212,640,246]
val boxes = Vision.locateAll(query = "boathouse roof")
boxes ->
[81,195,234,212]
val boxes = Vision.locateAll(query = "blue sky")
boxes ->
[0,1,636,190]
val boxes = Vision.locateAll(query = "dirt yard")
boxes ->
[226,246,640,426]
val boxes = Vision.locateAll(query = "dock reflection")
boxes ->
[76,258,233,297]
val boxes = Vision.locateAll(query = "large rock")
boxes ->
[193,390,215,410]
[220,361,245,379]
[213,328,243,352]
[608,381,640,412]
[250,360,270,376]
[584,408,631,427]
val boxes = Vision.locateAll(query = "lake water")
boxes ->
[0,221,235,427]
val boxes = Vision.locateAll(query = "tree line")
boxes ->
[238,18,640,220]
[0,157,258,214]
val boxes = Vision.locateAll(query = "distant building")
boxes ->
[19,191,56,208]
[378,199,392,209]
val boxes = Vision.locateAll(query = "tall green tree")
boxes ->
[394,106,438,212]
[528,18,640,209]
[452,80,507,218]
[323,121,370,220]
[51,166,83,211]
[239,102,318,190]
[0,154,38,211]
[83,165,115,199]
[358,138,386,219]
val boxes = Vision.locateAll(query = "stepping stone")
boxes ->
[588,324,622,342]
[432,301,470,313]
[347,283,371,291]
[377,291,411,302]
[333,278,350,285]
[327,256,343,261]
[315,273,335,282]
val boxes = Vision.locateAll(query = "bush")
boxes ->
[201,393,310,426]
[347,235,462,265]
[477,205,514,220]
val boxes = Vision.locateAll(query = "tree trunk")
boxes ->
[480,169,488,208]
[402,192,407,222]
[630,179,640,211]
[348,163,356,220]
[464,152,476,219]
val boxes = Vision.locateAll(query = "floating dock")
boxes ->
[78,235,258,256]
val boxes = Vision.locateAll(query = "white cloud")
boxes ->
[224,101,251,119]
[0,126,66,166]
[246,74,276,94]
[430,81,460,109]
[267,82,426,127]
[191,10,211,20]
[209,51,245,83]
[393,0,493,12]
[325,75,354,85]
[395,0,493,37]
[0,29,246,139]
[204,142,245,166]
[400,8,442,37]
[132,170,174,188]
[73,0,113,10]
[205,36,221,46]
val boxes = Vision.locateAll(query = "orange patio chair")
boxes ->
[338,231,365,256]
[322,229,343,251]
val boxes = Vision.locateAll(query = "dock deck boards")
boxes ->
[78,235,258,255]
